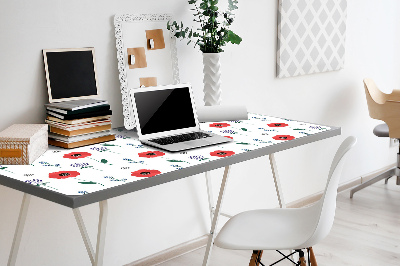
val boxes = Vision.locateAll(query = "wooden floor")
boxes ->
[160,178,400,266]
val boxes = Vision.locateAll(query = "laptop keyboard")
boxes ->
[149,132,211,145]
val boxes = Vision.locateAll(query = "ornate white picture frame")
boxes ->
[114,14,180,130]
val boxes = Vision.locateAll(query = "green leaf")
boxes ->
[241,128,247,131]
[100,159,108,164]
[200,2,208,9]
[227,30,242,44]
[210,5,218,11]
[79,181,97,185]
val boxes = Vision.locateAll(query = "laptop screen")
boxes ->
[134,86,196,135]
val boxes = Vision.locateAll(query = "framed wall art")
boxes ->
[276,0,347,78]
[114,13,180,129]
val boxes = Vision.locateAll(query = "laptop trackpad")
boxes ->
[185,139,211,147]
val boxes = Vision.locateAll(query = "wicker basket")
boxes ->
[0,124,48,165]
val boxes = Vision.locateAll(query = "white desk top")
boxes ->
[0,114,339,208]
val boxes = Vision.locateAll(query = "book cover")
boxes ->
[45,119,111,131]
[49,130,111,143]
[46,115,112,125]
[49,124,112,136]
[46,104,110,115]
[44,99,108,111]
[48,135,115,149]
[47,109,112,120]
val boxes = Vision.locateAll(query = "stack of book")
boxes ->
[45,99,115,148]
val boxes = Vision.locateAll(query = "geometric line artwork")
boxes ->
[277,0,347,78]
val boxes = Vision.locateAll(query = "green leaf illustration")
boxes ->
[100,159,108,164]
[78,181,97,185]
[167,160,185,163]
[241,128,248,131]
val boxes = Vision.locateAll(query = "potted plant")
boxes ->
[167,0,242,106]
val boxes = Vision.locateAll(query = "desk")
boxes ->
[0,114,340,266]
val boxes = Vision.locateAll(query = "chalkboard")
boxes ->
[43,48,99,103]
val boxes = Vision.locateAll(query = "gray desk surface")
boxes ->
[0,114,340,208]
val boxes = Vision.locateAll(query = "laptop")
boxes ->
[130,84,232,152]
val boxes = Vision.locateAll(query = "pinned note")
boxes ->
[145,29,165,50]
[127,47,147,69]
[140,77,157,87]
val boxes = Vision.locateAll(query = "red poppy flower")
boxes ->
[209,123,231,128]
[63,152,92,159]
[49,171,80,179]
[138,151,165,158]
[272,135,295,141]
[210,150,235,157]
[131,169,161,178]
[224,136,234,139]
[268,123,288,127]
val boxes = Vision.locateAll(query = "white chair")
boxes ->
[214,136,356,266]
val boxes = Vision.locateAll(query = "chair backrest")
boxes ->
[302,136,356,248]
[363,78,400,138]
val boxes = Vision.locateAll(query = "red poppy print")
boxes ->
[131,169,161,178]
[63,152,92,159]
[49,171,80,179]
[209,123,231,128]
[224,136,233,139]
[138,151,165,158]
[272,135,295,141]
[210,150,235,157]
[267,123,288,127]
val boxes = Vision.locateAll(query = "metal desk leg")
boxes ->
[74,200,108,266]
[95,200,108,266]
[205,171,214,222]
[202,166,231,266]
[8,193,31,266]
[73,208,95,265]
[269,153,286,208]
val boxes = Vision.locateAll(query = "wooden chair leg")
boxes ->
[249,250,263,266]
[308,247,318,266]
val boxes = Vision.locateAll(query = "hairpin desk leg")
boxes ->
[269,153,286,208]
[8,193,31,266]
[202,166,231,266]
[74,208,95,265]
[74,200,108,266]
[95,200,108,266]
[205,171,214,222]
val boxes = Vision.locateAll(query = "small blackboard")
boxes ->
[43,48,99,103]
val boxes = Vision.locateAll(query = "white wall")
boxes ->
[1,0,400,265]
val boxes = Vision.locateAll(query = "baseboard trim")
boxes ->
[126,235,209,266]
[126,163,396,265]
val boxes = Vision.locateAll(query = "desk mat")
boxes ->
[0,114,331,196]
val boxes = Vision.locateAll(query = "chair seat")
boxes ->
[214,203,320,251]
[373,123,389,137]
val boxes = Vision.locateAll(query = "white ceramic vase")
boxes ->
[202,53,222,106]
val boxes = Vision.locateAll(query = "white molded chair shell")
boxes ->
[214,136,356,251]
